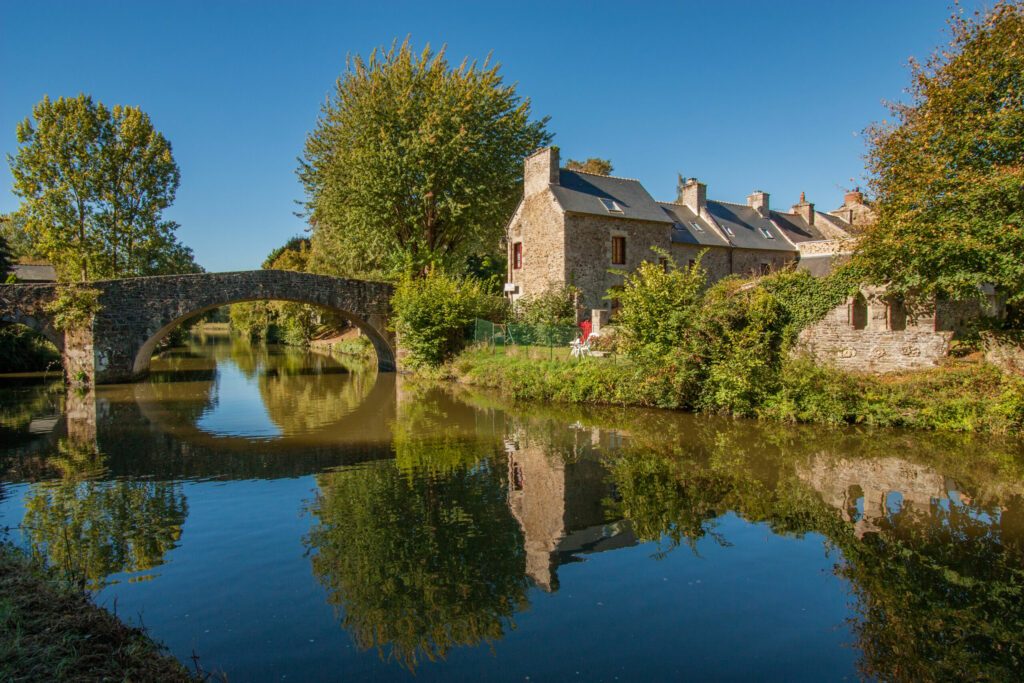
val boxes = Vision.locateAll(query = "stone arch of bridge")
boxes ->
[0,312,64,352]
[132,296,395,378]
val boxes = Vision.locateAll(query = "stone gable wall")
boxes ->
[507,191,566,303]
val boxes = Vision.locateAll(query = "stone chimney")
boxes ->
[524,147,560,196]
[680,177,707,214]
[792,191,815,225]
[844,189,865,206]
[747,190,769,216]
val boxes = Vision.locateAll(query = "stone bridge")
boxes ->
[0,270,395,384]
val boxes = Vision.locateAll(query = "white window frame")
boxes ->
[599,197,624,213]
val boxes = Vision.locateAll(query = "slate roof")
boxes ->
[769,211,829,243]
[552,170,673,224]
[704,201,797,252]
[658,203,730,248]
[7,263,57,282]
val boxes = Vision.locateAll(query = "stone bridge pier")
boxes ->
[0,270,396,385]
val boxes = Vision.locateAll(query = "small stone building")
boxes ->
[505,147,866,319]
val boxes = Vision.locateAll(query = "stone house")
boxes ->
[503,147,1004,372]
[505,147,866,320]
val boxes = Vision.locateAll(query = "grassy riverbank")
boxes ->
[452,350,1024,435]
[0,543,193,682]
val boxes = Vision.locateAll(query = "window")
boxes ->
[687,259,697,269]
[599,197,623,213]
[513,242,523,269]
[887,296,907,331]
[722,225,735,236]
[759,227,775,239]
[611,235,626,265]
[658,256,669,272]
[689,221,704,232]
[759,262,771,276]
[849,293,868,330]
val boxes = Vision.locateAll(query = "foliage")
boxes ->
[227,236,348,345]
[758,265,862,345]
[42,284,102,331]
[0,326,61,373]
[512,285,578,326]
[464,252,507,295]
[0,211,41,263]
[305,459,528,670]
[455,349,1024,435]
[7,94,198,281]
[855,1,1024,305]
[392,270,503,367]
[0,230,11,277]
[299,38,551,279]
[613,250,705,361]
[565,157,613,175]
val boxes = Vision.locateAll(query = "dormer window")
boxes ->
[689,221,704,232]
[599,197,623,213]
[760,227,775,239]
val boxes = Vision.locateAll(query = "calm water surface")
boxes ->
[1,338,1022,681]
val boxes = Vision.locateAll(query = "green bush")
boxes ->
[513,285,578,326]
[615,251,705,361]
[393,270,503,368]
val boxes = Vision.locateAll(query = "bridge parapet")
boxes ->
[0,270,396,384]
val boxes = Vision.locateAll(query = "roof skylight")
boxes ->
[689,221,704,232]
[722,225,735,236]
[599,197,623,213]
[760,227,775,239]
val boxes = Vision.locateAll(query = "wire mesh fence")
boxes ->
[470,319,595,360]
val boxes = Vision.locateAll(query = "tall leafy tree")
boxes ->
[0,230,11,278]
[299,39,551,279]
[565,157,613,175]
[8,94,197,281]
[855,1,1024,306]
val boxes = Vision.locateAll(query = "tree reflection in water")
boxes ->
[305,453,528,670]
[21,438,188,590]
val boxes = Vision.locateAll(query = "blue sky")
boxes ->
[0,1,975,272]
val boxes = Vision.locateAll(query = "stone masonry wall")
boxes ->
[796,291,952,372]
[731,248,798,277]
[668,244,731,281]
[563,212,671,311]
[508,190,566,304]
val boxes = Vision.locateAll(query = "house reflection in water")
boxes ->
[505,425,636,592]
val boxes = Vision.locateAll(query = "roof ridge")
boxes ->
[561,167,642,182]
[710,199,751,209]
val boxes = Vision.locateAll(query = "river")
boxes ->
[1,337,1022,681]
